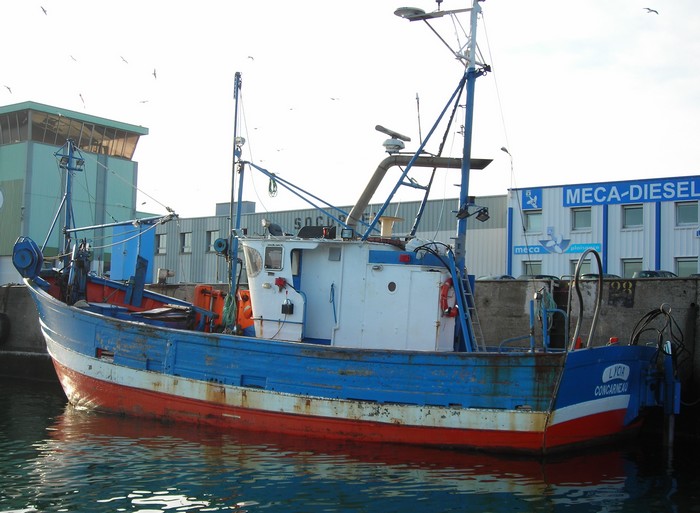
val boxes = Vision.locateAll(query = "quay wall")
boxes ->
[0,284,55,381]
[3,280,700,398]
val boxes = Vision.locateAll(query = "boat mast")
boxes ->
[228,72,245,293]
[454,0,481,272]
[46,139,85,270]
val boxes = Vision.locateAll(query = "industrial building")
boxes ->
[0,101,147,284]
[2,101,699,285]
[151,196,506,284]
[508,177,700,278]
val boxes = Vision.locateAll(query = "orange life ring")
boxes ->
[440,278,458,317]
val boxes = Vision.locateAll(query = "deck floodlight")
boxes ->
[456,204,489,222]
[475,207,490,222]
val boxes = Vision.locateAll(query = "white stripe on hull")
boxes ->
[550,395,630,426]
[46,334,550,434]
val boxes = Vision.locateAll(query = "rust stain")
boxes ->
[205,382,226,404]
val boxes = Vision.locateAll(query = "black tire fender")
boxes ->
[0,312,10,344]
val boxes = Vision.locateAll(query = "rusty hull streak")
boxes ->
[205,382,227,404]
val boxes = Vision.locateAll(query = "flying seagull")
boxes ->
[79,93,85,107]
[120,56,129,64]
[152,68,157,79]
[3,85,12,93]
[644,7,659,14]
[40,6,47,15]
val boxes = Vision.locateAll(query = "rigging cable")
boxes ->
[409,68,467,238]
[79,151,174,215]
[481,11,532,269]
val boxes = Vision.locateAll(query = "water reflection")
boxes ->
[0,379,696,512]
[30,406,639,512]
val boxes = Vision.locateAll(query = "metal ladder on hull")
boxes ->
[461,273,485,351]
[446,252,485,352]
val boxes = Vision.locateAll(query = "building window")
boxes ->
[28,111,141,159]
[206,230,220,252]
[180,232,192,254]
[571,258,591,276]
[155,234,167,254]
[522,260,542,276]
[622,258,642,278]
[622,204,643,228]
[0,111,29,145]
[676,257,698,277]
[571,207,591,231]
[524,210,542,233]
[676,201,698,226]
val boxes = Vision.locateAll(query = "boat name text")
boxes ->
[595,382,629,397]
[602,364,630,383]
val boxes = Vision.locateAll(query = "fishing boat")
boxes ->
[12,0,680,454]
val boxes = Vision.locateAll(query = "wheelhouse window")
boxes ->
[264,245,284,270]
[571,207,591,231]
[524,210,542,233]
[676,201,698,226]
[622,204,643,228]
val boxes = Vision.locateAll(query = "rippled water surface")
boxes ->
[1,378,699,512]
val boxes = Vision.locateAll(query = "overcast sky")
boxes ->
[2,1,698,219]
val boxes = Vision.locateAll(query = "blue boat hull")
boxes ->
[27,278,666,454]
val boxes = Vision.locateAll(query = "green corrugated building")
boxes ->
[0,101,148,283]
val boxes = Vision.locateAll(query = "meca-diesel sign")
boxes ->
[564,177,700,207]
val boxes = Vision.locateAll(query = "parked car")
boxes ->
[580,273,622,280]
[476,274,515,281]
[517,274,560,283]
[632,270,678,278]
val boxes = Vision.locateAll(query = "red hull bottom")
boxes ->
[52,360,639,454]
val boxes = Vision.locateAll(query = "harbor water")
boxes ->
[1,378,699,513]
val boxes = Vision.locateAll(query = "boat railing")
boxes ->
[498,288,569,353]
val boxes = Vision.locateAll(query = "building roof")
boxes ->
[0,101,148,135]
